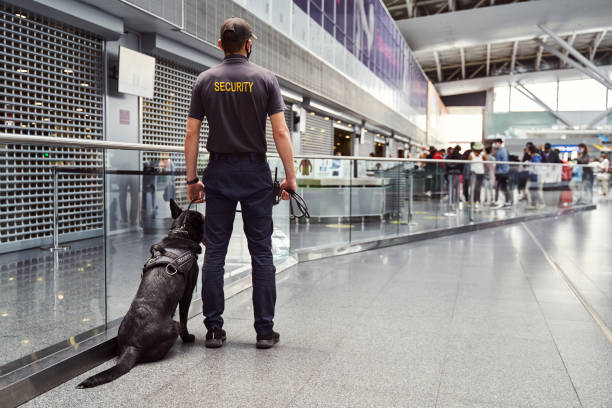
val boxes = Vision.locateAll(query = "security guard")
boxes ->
[184,17,296,349]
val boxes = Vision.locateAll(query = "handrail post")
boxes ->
[41,166,69,252]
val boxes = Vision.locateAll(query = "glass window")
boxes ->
[309,0,323,25]
[510,87,545,112]
[294,0,308,13]
[558,79,607,111]
[493,85,510,113]
[524,81,558,110]
[336,0,345,32]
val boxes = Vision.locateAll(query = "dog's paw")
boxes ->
[181,334,195,343]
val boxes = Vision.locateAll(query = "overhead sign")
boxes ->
[118,46,155,98]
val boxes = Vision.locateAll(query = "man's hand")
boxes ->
[280,177,297,201]
[187,181,205,203]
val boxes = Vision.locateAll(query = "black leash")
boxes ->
[272,168,310,219]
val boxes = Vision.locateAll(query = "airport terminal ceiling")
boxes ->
[383,0,612,86]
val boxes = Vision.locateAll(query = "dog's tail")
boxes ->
[76,346,140,389]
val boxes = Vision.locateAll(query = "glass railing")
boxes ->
[0,133,602,385]
[289,156,602,252]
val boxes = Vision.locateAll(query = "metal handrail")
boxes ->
[0,133,593,167]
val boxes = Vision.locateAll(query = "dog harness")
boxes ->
[142,243,197,278]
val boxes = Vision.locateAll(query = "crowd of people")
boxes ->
[418,139,610,209]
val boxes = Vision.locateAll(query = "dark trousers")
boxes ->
[473,174,484,203]
[495,173,510,203]
[201,154,276,335]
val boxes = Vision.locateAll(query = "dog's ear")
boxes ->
[169,199,182,219]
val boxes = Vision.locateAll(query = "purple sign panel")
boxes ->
[294,0,428,115]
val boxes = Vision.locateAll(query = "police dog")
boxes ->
[77,199,204,388]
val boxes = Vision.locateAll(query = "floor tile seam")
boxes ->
[521,223,612,343]
[517,227,585,408]
[554,251,612,305]
[525,222,612,303]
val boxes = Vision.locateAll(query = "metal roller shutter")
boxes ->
[142,58,208,206]
[264,106,292,154]
[302,112,333,155]
[0,4,105,250]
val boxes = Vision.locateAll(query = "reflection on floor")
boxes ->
[24,202,612,407]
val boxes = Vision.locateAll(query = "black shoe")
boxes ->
[256,331,280,349]
[205,328,226,348]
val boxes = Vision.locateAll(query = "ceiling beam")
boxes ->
[433,50,443,82]
[588,106,612,128]
[590,30,607,61]
[538,24,612,89]
[474,0,487,8]
[406,0,413,18]
[435,2,448,14]
[448,0,455,12]
[560,32,576,68]
[485,43,491,76]
[514,82,572,127]
[535,44,543,71]
[446,67,461,81]
[534,38,612,90]
[460,47,466,79]
[510,40,518,74]
[495,61,508,75]
[469,64,485,79]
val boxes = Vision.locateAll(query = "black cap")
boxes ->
[220,17,257,42]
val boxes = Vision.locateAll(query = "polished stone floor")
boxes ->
[23,202,612,407]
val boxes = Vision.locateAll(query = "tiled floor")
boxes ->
[22,201,612,407]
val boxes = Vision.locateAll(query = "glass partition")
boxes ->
[290,157,352,251]
[0,145,106,372]
[287,156,597,253]
[0,141,599,384]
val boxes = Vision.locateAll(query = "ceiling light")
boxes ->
[1,313,8,317]
[345,136,350,139]
[57,292,64,300]
[80,82,89,87]
[363,129,368,133]
[310,112,315,115]
[320,129,325,133]
[15,13,27,18]
[22,339,30,345]
[16,68,28,73]
[324,117,329,120]
[348,124,352,127]
[76,108,83,112]
[63,69,73,74]
[35,102,42,106]
[337,120,341,123]
[82,317,90,323]
[43,118,49,121]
